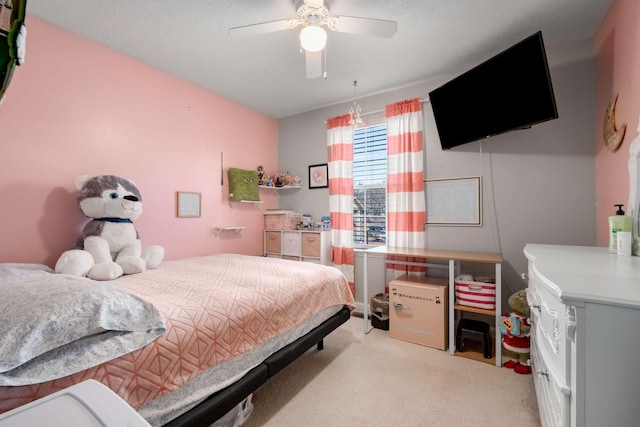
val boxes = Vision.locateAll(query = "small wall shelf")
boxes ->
[230,200,263,209]
[214,226,246,238]
[259,185,301,191]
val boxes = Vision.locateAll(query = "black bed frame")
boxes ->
[163,306,351,427]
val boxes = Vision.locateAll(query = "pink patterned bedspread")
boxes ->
[0,254,354,416]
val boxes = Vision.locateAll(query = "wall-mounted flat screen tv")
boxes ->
[429,31,558,150]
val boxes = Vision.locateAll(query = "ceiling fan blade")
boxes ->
[229,18,299,38]
[305,50,326,79]
[330,16,397,38]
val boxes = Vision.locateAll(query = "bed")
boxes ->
[0,253,355,426]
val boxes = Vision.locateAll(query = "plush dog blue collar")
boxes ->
[96,217,132,223]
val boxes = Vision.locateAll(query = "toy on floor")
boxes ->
[55,175,164,281]
[499,289,531,374]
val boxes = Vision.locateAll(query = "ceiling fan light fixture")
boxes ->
[299,25,327,52]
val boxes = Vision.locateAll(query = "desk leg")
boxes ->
[363,251,373,334]
[448,259,455,354]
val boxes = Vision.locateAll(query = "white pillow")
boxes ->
[0,263,166,386]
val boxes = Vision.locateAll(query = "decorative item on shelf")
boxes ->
[269,173,280,187]
[260,171,302,189]
[256,165,267,186]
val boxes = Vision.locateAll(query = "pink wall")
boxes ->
[594,0,640,245]
[0,17,279,267]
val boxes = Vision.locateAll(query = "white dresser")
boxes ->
[524,244,640,427]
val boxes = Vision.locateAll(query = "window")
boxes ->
[353,124,387,245]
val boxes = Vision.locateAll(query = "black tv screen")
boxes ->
[429,31,558,150]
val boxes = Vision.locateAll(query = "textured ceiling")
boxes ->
[27,0,613,119]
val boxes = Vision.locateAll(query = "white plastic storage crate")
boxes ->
[454,274,496,310]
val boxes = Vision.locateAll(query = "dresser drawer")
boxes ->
[265,231,281,254]
[301,232,321,257]
[531,331,570,427]
[529,266,571,386]
[282,231,302,256]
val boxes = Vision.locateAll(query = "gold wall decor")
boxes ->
[604,93,627,152]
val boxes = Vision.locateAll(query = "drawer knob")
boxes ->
[393,302,406,310]
[536,370,549,380]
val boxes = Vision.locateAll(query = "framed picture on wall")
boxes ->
[176,191,201,218]
[309,163,328,189]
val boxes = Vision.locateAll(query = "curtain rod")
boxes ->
[324,97,429,123]
[356,97,429,119]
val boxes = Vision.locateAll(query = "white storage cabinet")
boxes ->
[264,230,331,265]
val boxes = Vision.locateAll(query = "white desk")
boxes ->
[357,246,503,366]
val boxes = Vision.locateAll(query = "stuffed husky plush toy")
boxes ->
[55,175,164,281]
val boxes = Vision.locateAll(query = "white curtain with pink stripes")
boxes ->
[327,113,355,295]
[385,98,426,275]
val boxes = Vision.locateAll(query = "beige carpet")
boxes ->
[243,316,540,427]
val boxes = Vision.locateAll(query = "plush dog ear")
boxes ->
[74,175,93,191]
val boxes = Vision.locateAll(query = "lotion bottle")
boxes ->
[609,204,633,253]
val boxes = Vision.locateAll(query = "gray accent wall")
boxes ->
[277,54,596,297]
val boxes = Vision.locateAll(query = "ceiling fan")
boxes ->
[229,0,397,79]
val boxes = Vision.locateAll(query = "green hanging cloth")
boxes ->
[0,0,27,104]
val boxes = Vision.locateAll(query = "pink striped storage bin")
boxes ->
[454,275,496,310]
